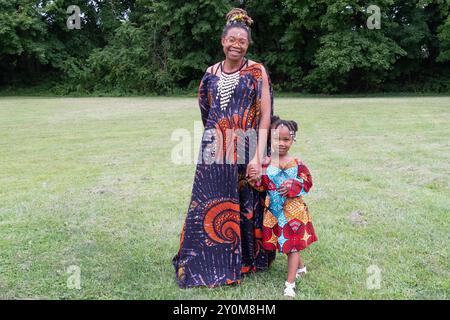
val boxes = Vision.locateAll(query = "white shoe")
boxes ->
[284,281,296,298]
[296,266,307,279]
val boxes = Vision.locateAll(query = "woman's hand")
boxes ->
[246,158,261,184]
[246,166,260,184]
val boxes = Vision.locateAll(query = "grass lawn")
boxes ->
[0,96,449,299]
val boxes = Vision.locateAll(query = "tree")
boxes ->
[0,0,449,93]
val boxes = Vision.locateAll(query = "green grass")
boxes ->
[0,96,449,299]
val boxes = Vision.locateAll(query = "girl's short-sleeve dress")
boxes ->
[253,157,318,254]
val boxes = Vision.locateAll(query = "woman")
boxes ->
[172,8,275,288]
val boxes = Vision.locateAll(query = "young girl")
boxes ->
[249,115,318,298]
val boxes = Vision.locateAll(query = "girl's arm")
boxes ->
[283,163,313,198]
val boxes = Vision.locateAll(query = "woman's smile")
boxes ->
[229,48,242,56]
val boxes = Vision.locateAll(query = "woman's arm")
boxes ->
[199,68,211,128]
[247,65,271,183]
[255,65,271,163]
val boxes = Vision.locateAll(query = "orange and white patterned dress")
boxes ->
[251,156,318,254]
[172,62,276,288]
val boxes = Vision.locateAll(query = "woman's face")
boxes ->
[221,27,249,62]
[271,125,294,156]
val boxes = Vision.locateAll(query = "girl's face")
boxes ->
[221,27,249,62]
[271,125,294,156]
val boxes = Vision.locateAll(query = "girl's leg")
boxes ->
[295,253,307,279]
[287,252,300,283]
[298,254,305,269]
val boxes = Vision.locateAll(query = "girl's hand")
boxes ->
[277,184,289,197]
[279,179,302,197]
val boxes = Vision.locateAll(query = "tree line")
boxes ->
[1,0,449,95]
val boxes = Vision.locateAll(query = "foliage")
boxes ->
[0,0,449,94]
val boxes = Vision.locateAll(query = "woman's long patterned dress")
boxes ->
[172,62,276,288]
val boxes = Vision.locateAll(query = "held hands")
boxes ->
[246,159,262,185]
[246,156,271,186]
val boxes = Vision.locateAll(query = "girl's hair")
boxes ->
[270,115,299,141]
[222,8,254,44]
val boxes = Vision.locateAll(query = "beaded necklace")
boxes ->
[216,58,248,110]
